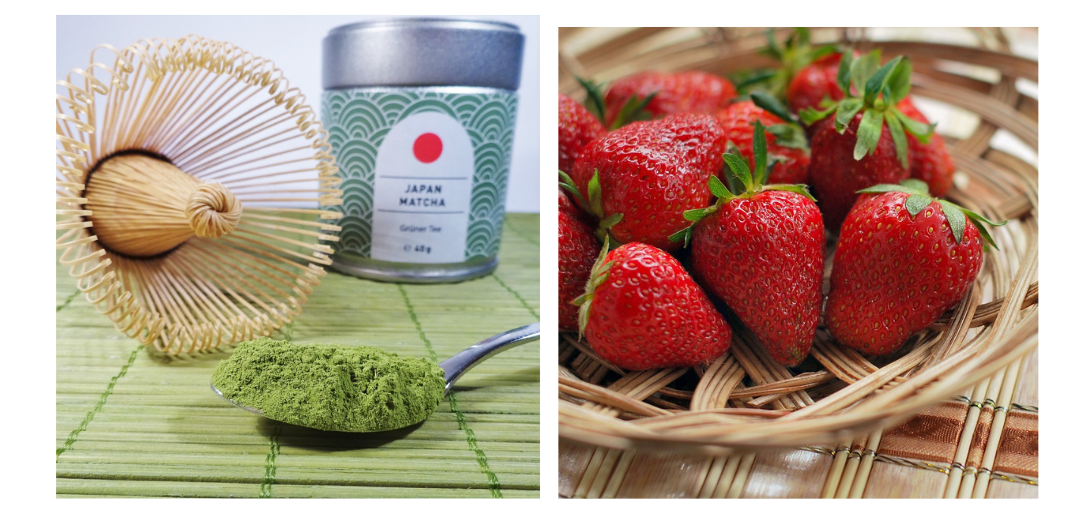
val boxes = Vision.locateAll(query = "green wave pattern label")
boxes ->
[321,89,518,261]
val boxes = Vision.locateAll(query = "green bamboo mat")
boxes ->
[56,213,540,498]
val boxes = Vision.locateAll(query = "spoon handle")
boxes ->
[439,322,540,395]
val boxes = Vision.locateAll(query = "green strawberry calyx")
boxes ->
[737,28,838,99]
[857,179,1007,250]
[559,169,623,244]
[572,237,615,338]
[575,76,657,130]
[798,50,936,169]
[669,121,816,247]
[751,91,809,152]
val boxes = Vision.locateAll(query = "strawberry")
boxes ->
[801,52,936,231]
[604,71,737,127]
[559,209,601,332]
[677,122,824,366]
[825,180,1005,355]
[567,113,726,250]
[896,97,955,197]
[808,111,909,230]
[576,241,731,371]
[741,28,840,103]
[559,93,607,175]
[787,51,849,117]
[717,96,810,186]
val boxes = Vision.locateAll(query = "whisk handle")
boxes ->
[186,182,243,238]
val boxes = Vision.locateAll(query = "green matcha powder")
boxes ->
[211,338,445,432]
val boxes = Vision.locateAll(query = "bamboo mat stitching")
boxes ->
[810,391,1042,494]
[806,395,1039,488]
[560,393,1038,496]
[257,323,292,497]
[989,472,1037,485]
[503,218,539,246]
[491,274,540,320]
[55,344,145,462]
[56,214,539,497]
[944,395,1036,413]
[259,423,282,498]
[804,445,1037,485]
[56,289,80,312]
[397,283,504,498]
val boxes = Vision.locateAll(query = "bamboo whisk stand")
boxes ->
[56,35,343,354]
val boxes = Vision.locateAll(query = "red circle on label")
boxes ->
[413,133,443,163]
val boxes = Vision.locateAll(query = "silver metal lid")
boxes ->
[322,19,524,90]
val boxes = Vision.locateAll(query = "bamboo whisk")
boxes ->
[86,154,244,257]
[56,35,343,354]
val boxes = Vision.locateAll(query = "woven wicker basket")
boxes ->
[558,28,1038,458]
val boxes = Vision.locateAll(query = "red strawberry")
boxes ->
[787,52,848,117]
[570,113,726,249]
[577,242,731,371]
[801,53,935,231]
[717,100,810,185]
[808,111,909,230]
[604,71,736,127]
[559,210,601,332]
[742,28,839,103]
[896,97,955,197]
[559,93,607,175]
[825,180,1004,355]
[681,122,824,366]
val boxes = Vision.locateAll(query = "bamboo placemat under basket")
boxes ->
[558,28,1037,497]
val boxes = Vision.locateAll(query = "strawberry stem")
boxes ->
[743,28,838,99]
[676,121,815,246]
[821,50,941,166]
[558,170,587,209]
[576,76,608,125]
[575,236,615,337]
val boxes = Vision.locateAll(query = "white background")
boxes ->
[55,15,540,213]
[2,0,1071,513]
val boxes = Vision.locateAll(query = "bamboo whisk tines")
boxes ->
[57,35,341,354]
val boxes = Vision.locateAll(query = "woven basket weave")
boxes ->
[558,27,1038,457]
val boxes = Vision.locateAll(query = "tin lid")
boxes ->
[322,19,524,90]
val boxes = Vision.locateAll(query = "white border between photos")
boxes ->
[3,0,1067,514]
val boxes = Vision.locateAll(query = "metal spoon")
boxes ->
[210,322,540,431]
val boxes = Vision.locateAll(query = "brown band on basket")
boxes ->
[850,435,869,454]
[993,410,1038,478]
[965,406,996,468]
[878,402,968,463]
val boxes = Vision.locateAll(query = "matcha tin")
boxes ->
[321,19,524,282]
